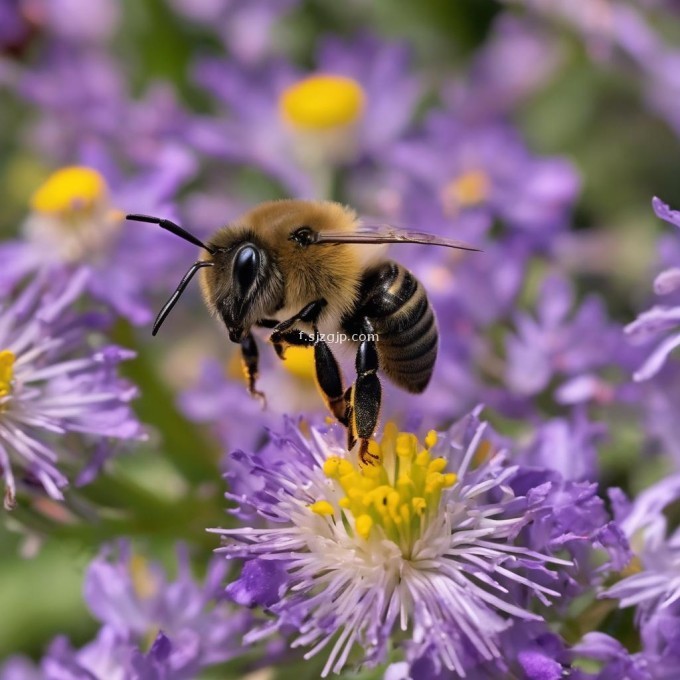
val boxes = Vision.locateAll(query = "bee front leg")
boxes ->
[240,332,266,406]
[268,299,327,359]
[350,324,382,466]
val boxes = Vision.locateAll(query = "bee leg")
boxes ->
[350,325,382,466]
[313,339,349,427]
[269,300,327,344]
[256,318,279,329]
[345,387,356,450]
[269,328,315,360]
[240,332,266,406]
[268,299,327,359]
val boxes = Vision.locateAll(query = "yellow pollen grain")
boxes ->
[620,555,643,578]
[226,352,245,381]
[310,500,335,516]
[428,457,447,474]
[30,166,107,214]
[279,74,366,130]
[129,555,158,600]
[315,426,456,551]
[282,346,316,382]
[356,514,373,540]
[0,350,16,399]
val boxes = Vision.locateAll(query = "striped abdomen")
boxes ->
[346,260,438,393]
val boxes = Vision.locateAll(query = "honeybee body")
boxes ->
[129,199,476,464]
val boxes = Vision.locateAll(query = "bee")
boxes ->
[127,201,479,464]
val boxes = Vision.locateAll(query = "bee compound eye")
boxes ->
[234,244,260,291]
[290,226,315,246]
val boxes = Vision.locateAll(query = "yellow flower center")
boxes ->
[441,170,490,214]
[30,166,108,215]
[312,425,457,557]
[0,350,16,400]
[282,346,316,382]
[129,554,159,600]
[279,74,366,130]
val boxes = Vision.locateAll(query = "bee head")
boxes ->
[204,233,284,343]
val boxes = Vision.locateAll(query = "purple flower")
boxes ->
[388,623,649,679]
[169,0,299,64]
[603,475,680,616]
[1,544,249,680]
[388,115,579,245]
[519,408,606,481]
[0,270,143,508]
[190,34,420,197]
[213,411,570,676]
[506,274,622,398]
[612,5,680,137]
[0,160,195,324]
[626,197,680,381]
[446,14,564,120]
[83,542,249,674]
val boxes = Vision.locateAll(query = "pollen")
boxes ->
[0,350,16,399]
[282,346,316,382]
[279,74,366,130]
[310,500,335,516]
[30,166,108,215]
[441,169,490,214]
[316,425,457,555]
[129,554,159,600]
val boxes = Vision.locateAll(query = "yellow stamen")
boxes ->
[279,74,366,130]
[310,500,335,516]
[313,424,458,556]
[356,514,373,540]
[441,170,490,214]
[129,555,158,600]
[620,555,643,578]
[0,350,16,399]
[31,166,108,214]
[282,346,316,382]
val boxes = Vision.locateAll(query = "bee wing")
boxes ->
[311,222,481,252]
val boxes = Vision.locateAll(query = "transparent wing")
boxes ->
[311,221,481,252]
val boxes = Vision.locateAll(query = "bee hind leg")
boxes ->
[349,325,382,466]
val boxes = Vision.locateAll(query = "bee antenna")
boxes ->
[126,214,216,254]
[152,261,214,336]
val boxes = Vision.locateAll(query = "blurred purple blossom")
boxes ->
[0,158,196,325]
[169,0,299,64]
[506,274,622,398]
[604,475,680,616]
[1,544,249,679]
[388,114,579,247]
[189,34,420,197]
[447,14,564,120]
[626,198,680,381]
[0,270,143,508]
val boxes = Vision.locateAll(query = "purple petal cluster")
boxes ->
[210,411,625,677]
[0,270,143,507]
[0,544,249,680]
[626,198,680,381]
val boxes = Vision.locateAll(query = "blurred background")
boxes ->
[1,0,680,675]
